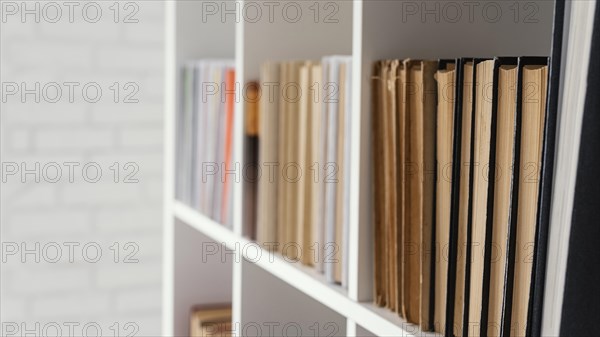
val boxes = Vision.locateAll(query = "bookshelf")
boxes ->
[164,0,564,336]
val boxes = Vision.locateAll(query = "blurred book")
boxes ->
[190,304,232,337]
[244,82,260,240]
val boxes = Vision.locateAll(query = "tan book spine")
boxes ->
[277,62,289,252]
[383,59,400,309]
[403,59,438,327]
[383,60,392,303]
[468,60,496,337]
[405,60,421,324]
[396,63,406,317]
[286,61,303,260]
[257,62,280,248]
[487,65,518,337]
[420,60,437,332]
[298,63,311,265]
[454,62,474,337]
[511,65,548,337]
[400,60,415,319]
[435,68,456,334]
[311,64,324,269]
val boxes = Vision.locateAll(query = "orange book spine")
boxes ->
[221,69,236,223]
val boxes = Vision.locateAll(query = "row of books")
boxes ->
[175,60,236,228]
[372,58,550,337]
[255,56,352,286]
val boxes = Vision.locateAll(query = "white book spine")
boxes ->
[324,57,340,283]
[341,57,352,289]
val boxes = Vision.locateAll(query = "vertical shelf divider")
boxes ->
[232,0,245,331]
[162,1,176,336]
[350,0,375,304]
[348,0,365,303]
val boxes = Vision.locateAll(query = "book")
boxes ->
[283,61,304,260]
[311,64,325,271]
[396,61,407,317]
[558,4,600,334]
[434,61,456,334]
[532,2,566,335]
[403,59,420,322]
[510,63,548,337]
[278,62,290,255]
[257,62,280,247]
[194,63,206,211]
[467,59,496,337]
[210,63,224,221]
[487,64,518,337]
[419,60,437,331]
[189,304,232,337]
[340,57,353,288]
[370,59,400,306]
[179,65,195,205]
[323,56,342,284]
[335,59,348,284]
[372,60,387,306]
[453,59,474,337]
[383,59,399,310]
[404,60,437,330]
[221,68,236,226]
[298,63,312,265]
[243,82,260,240]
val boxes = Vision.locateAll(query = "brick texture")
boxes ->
[1,1,164,334]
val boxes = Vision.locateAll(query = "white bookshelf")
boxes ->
[163,1,560,336]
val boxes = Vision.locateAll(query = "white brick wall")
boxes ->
[1,1,164,335]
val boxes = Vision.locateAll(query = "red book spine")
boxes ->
[221,69,236,223]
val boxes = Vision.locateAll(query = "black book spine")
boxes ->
[559,2,600,336]
[529,0,567,336]
[243,135,259,240]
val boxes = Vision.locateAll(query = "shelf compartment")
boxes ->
[173,201,440,337]
[241,259,347,337]
[171,218,233,337]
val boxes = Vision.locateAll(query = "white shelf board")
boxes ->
[173,201,240,249]
[172,201,440,337]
